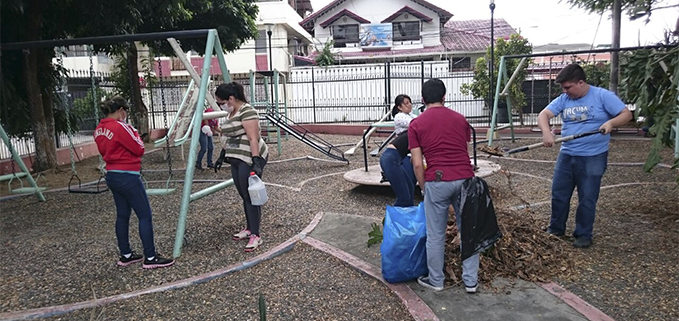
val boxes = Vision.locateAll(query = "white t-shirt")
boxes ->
[393,112,416,135]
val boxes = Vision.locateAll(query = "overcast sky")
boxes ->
[308,0,679,47]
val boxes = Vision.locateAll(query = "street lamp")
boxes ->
[489,0,496,116]
[264,23,275,111]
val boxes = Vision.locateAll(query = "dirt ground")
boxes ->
[1,133,678,320]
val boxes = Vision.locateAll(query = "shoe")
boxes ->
[465,283,478,294]
[142,255,175,269]
[545,227,565,237]
[117,252,143,266]
[244,235,263,252]
[573,237,592,248]
[206,164,214,169]
[195,164,204,171]
[417,276,443,291]
[233,228,251,241]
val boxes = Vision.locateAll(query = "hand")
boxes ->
[251,156,265,177]
[599,122,613,134]
[542,133,555,147]
[214,149,226,172]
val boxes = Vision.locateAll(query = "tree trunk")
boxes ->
[609,0,621,94]
[39,48,57,153]
[127,43,150,142]
[23,0,57,172]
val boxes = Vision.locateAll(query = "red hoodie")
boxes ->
[94,118,145,172]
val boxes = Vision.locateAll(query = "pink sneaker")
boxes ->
[244,235,263,252]
[233,228,251,241]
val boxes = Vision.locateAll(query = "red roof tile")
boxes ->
[382,6,433,23]
[319,9,370,28]
[300,0,453,32]
[441,19,517,52]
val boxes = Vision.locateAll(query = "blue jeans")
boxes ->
[196,132,214,168]
[379,148,416,207]
[105,172,156,258]
[549,151,608,240]
[424,179,479,288]
[228,157,268,236]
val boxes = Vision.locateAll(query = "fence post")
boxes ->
[311,66,316,124]
[421,60,425,85]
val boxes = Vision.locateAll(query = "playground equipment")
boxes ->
[0,124,46,201]
[249,69,348,163]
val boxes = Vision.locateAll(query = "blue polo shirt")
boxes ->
[546,86,626,156]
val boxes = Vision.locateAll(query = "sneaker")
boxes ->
[117,252,143,267]
[573,237,592,248]
[545,227,565,237]
[417,276,444,291]
[233,228,251,241]
[195,164,204,171]
[244,235,263,252]
[206,164,214,169]
[142,255,175,269]
[465,283,478,294]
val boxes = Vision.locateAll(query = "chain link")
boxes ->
[57,46,77,176]
[89,45,106,175]
[156,46,173,177]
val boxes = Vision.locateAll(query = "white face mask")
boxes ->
[222,103,234,113]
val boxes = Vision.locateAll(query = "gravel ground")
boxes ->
[44,243,413,321]
[1,133,678,320]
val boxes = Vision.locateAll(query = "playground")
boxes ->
[1,131,678,320]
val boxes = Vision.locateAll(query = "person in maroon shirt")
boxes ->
[408,79,478,293]
[95,96,174,269]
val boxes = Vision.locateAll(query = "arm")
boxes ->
[117,122,145,157]
[537,109,556,147]
[600,107,633,134]
[410,147,425,191]
[242,119,261,157]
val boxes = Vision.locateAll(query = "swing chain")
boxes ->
[156,47,172,177]
[88,45,106,176]
[56,46,78,176]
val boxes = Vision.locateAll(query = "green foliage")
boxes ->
[367,222,383,247]
[73,87,108,120]
[315,40,340,67]
[581,61,611,88]
[619,45,679,173]
[564,0,665,21]
[460,34,532,112]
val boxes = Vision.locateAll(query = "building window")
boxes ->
[392,21,420,41]
[450,57,471,71]
[332,24,359,48]
[255,30,267,54]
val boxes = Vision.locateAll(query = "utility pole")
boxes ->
[610,0,621,94]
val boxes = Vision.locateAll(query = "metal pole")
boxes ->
[0,124,45,201]
[489,0,496,127]
[173,30,217,258]
[267,29,274,113]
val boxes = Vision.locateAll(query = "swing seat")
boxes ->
[145,188,176,196]
[0,172,27,182]
[68,175,109,194]
[11,187,47,194]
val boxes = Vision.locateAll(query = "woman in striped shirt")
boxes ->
[214,82,269,252]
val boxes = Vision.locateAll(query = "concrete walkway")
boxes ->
[309,212,614,321]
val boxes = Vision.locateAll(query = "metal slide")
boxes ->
[263,110,348,163]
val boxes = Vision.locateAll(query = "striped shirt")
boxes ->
[222,103,268,165]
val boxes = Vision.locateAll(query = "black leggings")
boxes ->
[228,157,267,236]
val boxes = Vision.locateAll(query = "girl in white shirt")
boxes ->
[391,94,415,135]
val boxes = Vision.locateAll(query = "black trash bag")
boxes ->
[460,176,503,261]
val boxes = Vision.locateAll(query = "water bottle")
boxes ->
[248,172,268,206]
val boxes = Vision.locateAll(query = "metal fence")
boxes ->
[287,61,488,124]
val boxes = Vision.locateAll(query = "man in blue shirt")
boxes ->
[537,64,632,248]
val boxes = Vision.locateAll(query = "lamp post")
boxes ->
[264,23,275,111]
[489,0,496,116]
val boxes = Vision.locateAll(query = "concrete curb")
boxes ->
[0,213,326,321]
[540,282,616,321]
[303,236,438,321]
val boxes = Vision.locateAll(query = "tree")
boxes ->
[564,0,670,94]
[1,0,258,171]
[460,34,532,125]
[619,45,679,175]
[314,40,340,66]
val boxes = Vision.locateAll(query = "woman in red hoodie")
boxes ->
[94,96,174,269]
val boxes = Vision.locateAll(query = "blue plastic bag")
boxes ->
[380,203,428,283]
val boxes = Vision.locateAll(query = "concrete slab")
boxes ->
[310,212,595,321]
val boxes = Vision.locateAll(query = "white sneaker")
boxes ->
[465,283,478,294]
[417,276,444,291]
[233,229,251,241]
[244,235,263,252]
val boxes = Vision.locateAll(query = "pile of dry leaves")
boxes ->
[444,206,575,288]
